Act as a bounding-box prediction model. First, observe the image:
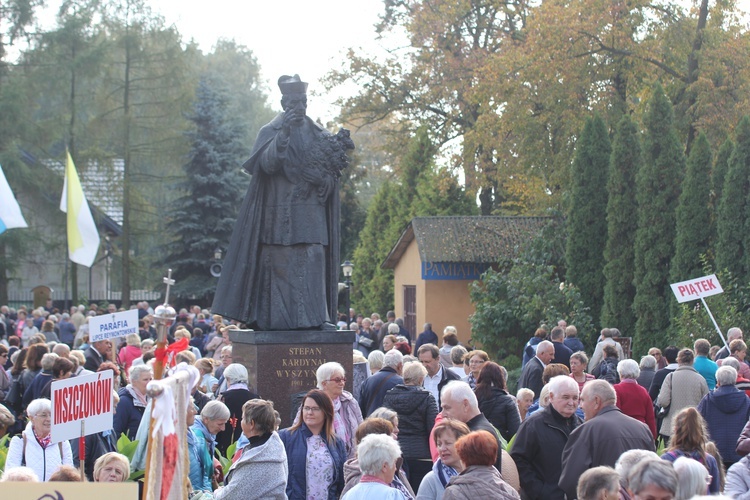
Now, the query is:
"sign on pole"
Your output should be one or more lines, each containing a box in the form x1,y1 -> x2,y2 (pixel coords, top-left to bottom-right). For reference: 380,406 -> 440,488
89,309 -> 139,343
670,274 -> 724,303
51,370 -> 114,444
670,273 -> 728,349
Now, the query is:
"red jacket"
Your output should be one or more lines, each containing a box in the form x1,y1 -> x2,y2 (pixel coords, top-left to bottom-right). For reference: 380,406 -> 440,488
614,379 -> 657,439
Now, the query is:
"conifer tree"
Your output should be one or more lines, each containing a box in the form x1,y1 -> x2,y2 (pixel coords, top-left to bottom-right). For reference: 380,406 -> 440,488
633,84 -> 685,349
671,133 -> 712,312
565,114 -> 610,327
711,138 -> 733,251
601,115 -> 640,335
164,78 -> 247,300
713,139 -> 734,216
716,117 -> 750,280
350,181 -> 400,315
351,127 -> 476,315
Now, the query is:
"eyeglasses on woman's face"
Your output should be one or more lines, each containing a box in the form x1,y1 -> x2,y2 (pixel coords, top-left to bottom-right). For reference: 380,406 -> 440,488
302,406 -> 322,413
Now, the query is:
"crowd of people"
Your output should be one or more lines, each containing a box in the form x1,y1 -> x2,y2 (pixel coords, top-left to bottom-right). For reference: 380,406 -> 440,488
2,304 -> 750,500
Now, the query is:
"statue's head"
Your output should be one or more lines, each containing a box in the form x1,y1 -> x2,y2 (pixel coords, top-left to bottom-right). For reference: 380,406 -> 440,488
279,74 -> 308,124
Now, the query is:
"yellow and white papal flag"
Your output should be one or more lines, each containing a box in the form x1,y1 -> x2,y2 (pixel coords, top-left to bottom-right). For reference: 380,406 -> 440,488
59,150 -> 100,267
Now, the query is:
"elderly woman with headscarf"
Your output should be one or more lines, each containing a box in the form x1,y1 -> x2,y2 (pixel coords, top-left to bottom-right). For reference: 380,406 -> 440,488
189,400 -> 230,494
216,363 -> 259,455
214,399 -> 288,499
295,362 -> 363,460
6,398 -> 73,481
114,364 -> 153,440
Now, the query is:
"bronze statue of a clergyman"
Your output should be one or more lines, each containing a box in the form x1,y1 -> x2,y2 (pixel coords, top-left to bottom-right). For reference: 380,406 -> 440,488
212,74 -> 354,331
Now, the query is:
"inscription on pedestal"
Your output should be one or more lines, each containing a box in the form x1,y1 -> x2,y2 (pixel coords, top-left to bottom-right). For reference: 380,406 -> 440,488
230,330 -> 355,428
277,348 -> 328,388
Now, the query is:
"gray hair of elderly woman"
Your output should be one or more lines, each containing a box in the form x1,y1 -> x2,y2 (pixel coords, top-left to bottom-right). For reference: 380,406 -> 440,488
615,449 -> 660,487
370,407 -> 397,425
716,365 -> 738,386
387,322 -> 400,335
129,364 -> 152,383
617,359 -> 640,380
201,400 -> 230,421
41,352 -> 59,371
639,355 -> 657,371
0,466 -> 39,482
450,345 -> 468,365
368,350 -> 384,371
356,433 -> 402,476
628,459 -> 677,496
241,399 -> 277,434
223,363 -> 249,385
721,355 -> 741,371
27,398 -> 52,417
673,456 -> 710,500
316,362 -> 345,389
577,466 -> 619,500
403,361 -> 428,385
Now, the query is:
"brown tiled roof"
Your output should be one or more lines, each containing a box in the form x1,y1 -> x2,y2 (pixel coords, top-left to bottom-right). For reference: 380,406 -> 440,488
382,216 -> 554,269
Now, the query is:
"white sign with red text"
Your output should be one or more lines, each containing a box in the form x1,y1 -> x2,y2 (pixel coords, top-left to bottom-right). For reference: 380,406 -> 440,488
670,274 -> 723,303
89,309 -> 139,342
51,370 -> 113,443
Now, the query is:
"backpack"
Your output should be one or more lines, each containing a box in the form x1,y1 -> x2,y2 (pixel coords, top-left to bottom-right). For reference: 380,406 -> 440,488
598,358 -> 620,384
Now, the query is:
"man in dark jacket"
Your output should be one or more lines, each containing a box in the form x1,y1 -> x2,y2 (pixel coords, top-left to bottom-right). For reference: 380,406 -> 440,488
440,380 -> 502,472
512,376 -> 583,499
563,325 -> 585,354
84,339 -> 111,372
518,341 -> 554,397
550,326 -> 573,368
414,323 -> 439,352
559,380 -> 655,499
358,349 -> 404,416
698,365 -> 750,469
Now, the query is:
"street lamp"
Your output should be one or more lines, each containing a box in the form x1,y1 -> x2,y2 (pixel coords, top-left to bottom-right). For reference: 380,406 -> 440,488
341,261 -> 354,324
210,247 -> 224,278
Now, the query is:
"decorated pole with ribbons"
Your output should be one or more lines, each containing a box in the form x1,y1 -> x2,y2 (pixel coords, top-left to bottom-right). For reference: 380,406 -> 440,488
142,269 -> 176,499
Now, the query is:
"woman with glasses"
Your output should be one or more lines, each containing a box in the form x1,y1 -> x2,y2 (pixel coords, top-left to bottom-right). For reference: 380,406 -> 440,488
5,398 -> 73,481
294,362 -> 363,460
280,389 -> 346,499
463,350 -> 489,389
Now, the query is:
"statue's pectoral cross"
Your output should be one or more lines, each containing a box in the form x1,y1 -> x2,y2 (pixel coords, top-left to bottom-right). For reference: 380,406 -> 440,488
163,269 -> 175,305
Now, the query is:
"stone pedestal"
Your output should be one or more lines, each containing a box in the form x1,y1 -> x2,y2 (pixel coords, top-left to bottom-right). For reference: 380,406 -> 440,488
229,329 -> 356,428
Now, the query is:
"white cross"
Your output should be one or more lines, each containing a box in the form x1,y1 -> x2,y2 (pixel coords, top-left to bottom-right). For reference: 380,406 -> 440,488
163,269 -> 175,305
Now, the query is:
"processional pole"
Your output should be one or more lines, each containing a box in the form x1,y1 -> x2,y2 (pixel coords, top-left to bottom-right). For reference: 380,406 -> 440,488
142,269 -> 176,499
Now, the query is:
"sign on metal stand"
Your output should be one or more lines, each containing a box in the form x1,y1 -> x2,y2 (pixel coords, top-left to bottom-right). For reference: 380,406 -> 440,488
670,273 -> 729,350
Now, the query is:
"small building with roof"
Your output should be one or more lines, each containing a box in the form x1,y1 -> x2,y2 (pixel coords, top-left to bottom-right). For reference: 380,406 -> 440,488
382,216 -> 552,344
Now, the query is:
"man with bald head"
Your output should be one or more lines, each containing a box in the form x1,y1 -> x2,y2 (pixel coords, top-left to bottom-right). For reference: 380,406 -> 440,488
518,340 -> 554,398
558,380 -> 654,498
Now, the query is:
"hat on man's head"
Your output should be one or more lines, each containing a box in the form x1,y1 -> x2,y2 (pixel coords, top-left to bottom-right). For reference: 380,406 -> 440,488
278,74 -> 308,95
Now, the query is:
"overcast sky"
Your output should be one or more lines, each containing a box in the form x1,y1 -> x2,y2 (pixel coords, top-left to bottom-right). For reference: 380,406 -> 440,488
148,0 -> 389,122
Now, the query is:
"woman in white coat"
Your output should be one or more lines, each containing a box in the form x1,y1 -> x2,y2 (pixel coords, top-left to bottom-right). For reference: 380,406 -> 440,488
6,398 -> 73,481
